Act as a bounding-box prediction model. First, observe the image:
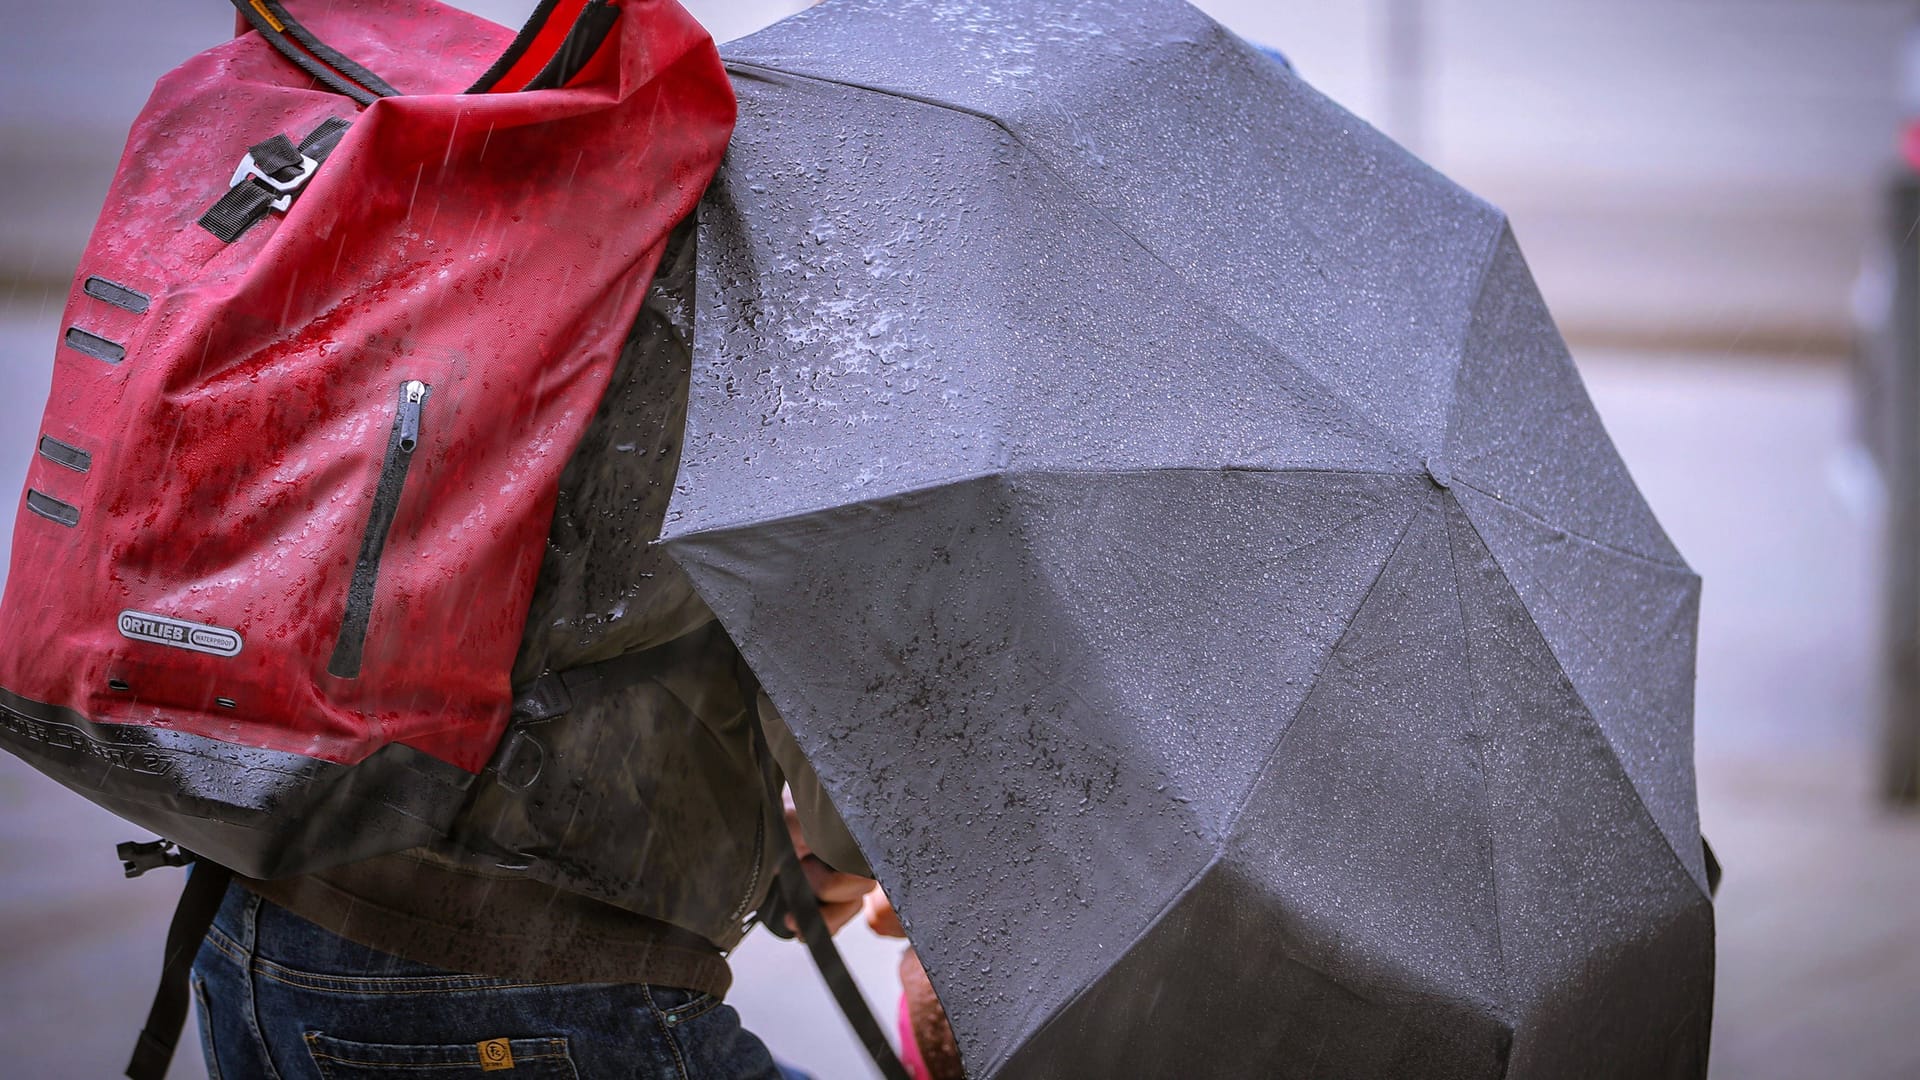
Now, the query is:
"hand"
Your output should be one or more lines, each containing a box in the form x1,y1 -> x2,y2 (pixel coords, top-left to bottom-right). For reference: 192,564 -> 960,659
786,796 -> 875,934
864,886 -> 906,938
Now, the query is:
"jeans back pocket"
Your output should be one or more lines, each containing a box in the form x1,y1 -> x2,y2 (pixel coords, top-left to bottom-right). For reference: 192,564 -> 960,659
305,1031 -> 579,1079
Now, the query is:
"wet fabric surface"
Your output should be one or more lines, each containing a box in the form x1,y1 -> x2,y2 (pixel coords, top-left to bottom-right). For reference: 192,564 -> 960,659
664,1 -> 1712,1075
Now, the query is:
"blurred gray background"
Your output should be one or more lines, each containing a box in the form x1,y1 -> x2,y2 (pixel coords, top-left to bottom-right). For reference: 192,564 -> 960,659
2,1 -> 1917,1077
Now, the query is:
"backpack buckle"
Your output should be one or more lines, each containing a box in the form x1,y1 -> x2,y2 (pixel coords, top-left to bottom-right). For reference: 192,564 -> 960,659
117,838 -> 195,878
228,151 -> 319,213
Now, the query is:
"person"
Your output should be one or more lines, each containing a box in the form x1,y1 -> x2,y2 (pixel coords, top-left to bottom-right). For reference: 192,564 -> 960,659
190,219 -> 882,1080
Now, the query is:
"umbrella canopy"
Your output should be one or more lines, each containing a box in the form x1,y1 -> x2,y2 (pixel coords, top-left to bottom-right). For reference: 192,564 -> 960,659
662,1 -> 1712,1076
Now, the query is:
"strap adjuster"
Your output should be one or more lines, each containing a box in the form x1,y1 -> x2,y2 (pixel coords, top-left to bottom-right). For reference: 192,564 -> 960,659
116,838 -> 194,879
228,151 -> 319,213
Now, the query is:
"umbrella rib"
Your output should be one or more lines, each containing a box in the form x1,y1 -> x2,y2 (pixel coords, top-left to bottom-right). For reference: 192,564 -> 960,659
1448,476 -> 1692,573
1216,508 -> 1419,840
1447,497 -> 1712,903
980,847 -> 1228,1077
1438,225 -> 1686,572
719,59 -> 1418,462
1436,221 -> 1509,458
975,503 -> 1420,1076
664,465 -> 1424,541
1439,498 -> 1516,1028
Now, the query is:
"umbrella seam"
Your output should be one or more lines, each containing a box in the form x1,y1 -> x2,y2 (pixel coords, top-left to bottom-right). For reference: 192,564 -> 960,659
1439,223 -> 1688,570
983,503 -> 1420,1068
1440,496 -> 1518,1034
1216,508 -> 1419,841
993,508 -> 1505,1070
718,58 -> 1421,464
980,847 -> 1228,1077
1448,497 -> 1713,904
662,465 -> 1427,541
1437,220 -> 1511,468
1448,476 -> 1694,573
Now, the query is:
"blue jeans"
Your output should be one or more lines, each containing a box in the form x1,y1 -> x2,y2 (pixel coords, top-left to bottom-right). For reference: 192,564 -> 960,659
192,882 -> 811,1080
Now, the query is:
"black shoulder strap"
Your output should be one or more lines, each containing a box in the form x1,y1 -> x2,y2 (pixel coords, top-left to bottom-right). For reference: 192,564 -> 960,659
232,0 -> 621,103
749,716 -> 913,1080
230,0 -> 397,106
767,850 -> 913,1080
125,857 -> 234,1080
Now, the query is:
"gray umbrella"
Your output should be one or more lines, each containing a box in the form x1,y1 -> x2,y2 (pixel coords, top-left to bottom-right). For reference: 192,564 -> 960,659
661,1 -> 1713,1076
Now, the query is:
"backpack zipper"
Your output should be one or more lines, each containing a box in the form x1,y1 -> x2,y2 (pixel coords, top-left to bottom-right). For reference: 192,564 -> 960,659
327,380 -> 430,680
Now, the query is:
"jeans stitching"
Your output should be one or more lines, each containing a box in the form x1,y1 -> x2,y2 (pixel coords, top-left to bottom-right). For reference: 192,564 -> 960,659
240,893 -> 286,1080
203,926 -> 246,967
303,1035 -> 576,1078
254,962 -> 571,996
661,992 -> 724,1029
232,889 -> 258,953
191,974 -> 223,1080
309,1052 -> 573,1067
643,986 -> 693,1080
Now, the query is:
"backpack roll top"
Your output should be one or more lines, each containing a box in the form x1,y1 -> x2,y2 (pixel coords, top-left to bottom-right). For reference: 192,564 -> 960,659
0,0 -> 734,879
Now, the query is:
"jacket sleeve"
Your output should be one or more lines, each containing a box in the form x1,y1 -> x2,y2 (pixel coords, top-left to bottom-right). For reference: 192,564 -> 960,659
756,688 -> 875,879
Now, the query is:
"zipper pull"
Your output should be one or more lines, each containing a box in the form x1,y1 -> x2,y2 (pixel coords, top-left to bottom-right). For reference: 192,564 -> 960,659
398,380 -> 428,453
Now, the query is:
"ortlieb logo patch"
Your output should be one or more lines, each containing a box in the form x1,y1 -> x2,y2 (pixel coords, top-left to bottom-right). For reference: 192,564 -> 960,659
117,611 -> 243,657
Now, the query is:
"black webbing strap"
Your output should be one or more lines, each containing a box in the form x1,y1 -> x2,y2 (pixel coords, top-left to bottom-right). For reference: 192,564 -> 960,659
125,858 -> 234,1080
768,846 -> 912,1080
230,0 -> 397,106
260,0 -> 399,98
246,133 -> 303,176
199,183 -> 281,244
299,115 -> 353,160
198,117 -> 352,243
466,0 -> 622,94
748,707 -> 911,1080
511,651 -> 649,724
508,632 -> 723,723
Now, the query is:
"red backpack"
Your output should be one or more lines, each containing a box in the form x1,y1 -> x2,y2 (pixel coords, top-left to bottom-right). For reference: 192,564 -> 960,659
0,0 -> 732,880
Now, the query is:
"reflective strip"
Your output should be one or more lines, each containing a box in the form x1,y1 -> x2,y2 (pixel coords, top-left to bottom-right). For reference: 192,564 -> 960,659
63,327 -> 125,364
248,0 -> 285,32
36,436 -> 91,473
25,490 -> 79,527
82,276 -> 150,314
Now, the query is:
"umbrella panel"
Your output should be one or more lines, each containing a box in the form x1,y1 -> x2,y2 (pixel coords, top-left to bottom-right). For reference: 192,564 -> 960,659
721,0 -> 1504,456
670,1 -> 1713,1073
1442,227 -> 1681,565
1452,484 -> 1706,891
1445,498 -> 1712,1076
976,496 -> 1712,1079
668,469 -> 1435,1069
678,70 -> 1415,542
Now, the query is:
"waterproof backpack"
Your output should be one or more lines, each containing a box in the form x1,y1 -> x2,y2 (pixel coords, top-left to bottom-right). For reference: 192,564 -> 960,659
0,0 -> 732,878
